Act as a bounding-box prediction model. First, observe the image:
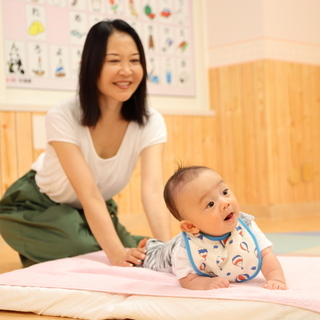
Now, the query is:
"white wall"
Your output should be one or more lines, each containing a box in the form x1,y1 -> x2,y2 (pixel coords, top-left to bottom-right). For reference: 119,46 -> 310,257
263,0 -> 320,45
0,0 -> 211,115
206,0 -> 320,68
206,0 -> 265,48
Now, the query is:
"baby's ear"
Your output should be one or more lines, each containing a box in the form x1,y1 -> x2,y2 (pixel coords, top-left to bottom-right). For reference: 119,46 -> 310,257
180,220 -> 200,234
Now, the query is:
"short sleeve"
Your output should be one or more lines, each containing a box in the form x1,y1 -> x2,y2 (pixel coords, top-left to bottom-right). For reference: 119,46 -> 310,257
171,240 -> 197,279
250,221 -> 273,251
139,108 -> 167,151
45,99 -> 81,146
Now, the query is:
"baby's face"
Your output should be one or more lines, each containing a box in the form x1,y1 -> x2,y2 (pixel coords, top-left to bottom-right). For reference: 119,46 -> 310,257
176,170 -> 240,237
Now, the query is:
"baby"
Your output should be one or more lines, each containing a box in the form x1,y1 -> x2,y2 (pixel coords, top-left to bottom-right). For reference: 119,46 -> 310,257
143,165 -> 288,291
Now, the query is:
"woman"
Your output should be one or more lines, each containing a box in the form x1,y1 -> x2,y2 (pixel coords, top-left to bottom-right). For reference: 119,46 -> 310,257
0,19 -> 171,267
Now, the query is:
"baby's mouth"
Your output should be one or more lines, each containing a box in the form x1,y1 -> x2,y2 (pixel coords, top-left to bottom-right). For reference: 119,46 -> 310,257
224,213 -> 234,221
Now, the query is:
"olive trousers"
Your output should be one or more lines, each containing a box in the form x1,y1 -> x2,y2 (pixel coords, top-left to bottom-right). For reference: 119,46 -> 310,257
0,170 -> 144,267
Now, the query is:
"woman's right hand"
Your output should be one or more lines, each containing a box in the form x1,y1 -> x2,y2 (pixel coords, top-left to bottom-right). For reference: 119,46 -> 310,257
112,244 -> 147,267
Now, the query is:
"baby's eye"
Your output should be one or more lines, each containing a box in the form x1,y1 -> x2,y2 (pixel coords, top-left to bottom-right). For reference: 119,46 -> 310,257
206,201 -> 215,208
223,189 -> 229,195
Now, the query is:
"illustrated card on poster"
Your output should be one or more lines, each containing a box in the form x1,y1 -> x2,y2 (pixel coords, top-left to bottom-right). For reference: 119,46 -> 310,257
1,0 -> 195,97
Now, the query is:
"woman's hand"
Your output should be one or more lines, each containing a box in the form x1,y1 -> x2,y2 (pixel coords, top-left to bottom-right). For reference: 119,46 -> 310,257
111,238 -> 148,267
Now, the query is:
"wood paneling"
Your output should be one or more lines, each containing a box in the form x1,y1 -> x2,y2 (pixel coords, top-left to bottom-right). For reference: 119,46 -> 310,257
209,60 -> 320,211
0,59 -> 320,220
0,112 -> 18,196
15,112 -> 33,177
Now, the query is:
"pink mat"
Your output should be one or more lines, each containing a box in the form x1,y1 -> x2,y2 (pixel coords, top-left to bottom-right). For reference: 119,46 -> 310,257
0,251 -> 319,314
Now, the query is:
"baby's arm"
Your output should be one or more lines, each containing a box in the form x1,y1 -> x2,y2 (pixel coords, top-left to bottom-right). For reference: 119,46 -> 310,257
179,273 -> 229,290
261,247 -> 288,290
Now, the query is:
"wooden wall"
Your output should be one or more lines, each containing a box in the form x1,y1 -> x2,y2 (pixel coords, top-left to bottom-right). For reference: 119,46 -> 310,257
0,111 -> 218,212
1,59 -> 320,221
209,59 -> 320,218
0,112 -> 43,196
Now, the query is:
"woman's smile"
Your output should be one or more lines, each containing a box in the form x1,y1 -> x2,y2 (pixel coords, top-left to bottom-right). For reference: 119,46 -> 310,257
114,81 -> 131,89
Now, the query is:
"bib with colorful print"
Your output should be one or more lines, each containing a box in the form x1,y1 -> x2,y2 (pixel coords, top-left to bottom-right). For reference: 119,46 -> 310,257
182,218 -> 262,282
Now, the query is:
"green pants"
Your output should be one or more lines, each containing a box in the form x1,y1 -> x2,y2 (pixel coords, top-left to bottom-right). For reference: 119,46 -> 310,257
0,170 -> 144,267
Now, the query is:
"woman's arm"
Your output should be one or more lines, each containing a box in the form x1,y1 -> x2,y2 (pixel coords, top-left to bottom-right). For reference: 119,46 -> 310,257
50,141 -> 146,266
140,143 -> 172,242
261,247 -> 288,290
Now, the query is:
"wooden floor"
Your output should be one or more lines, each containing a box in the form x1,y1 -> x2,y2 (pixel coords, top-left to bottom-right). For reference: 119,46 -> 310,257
1,214 -> 320,320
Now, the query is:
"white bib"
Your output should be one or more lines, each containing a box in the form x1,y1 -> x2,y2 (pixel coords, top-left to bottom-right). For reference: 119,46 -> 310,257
182,218 -> 262,282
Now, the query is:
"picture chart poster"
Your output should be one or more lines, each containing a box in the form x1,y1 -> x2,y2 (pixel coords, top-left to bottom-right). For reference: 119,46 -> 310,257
1,0 -> 195,97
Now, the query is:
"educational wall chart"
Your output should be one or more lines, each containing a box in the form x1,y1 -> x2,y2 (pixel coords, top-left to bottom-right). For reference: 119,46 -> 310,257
2,0 -> 195,97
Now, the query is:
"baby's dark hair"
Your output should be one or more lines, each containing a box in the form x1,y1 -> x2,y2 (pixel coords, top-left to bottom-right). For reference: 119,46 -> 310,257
164,165 -> 211,221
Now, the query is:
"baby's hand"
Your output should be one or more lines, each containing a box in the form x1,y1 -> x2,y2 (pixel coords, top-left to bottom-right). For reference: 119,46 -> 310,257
263,280 -> 288,290
180,274 -> 229,290
206,277 -> 230,290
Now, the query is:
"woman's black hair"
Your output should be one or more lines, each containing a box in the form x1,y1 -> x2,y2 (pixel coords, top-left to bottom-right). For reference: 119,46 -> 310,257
78,19 -> 148,127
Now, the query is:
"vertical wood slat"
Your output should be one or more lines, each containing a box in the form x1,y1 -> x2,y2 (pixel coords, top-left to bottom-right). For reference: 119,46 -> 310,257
15,112 -> 33,177
241,62 -> 258,204
252,61 -> 272,205
216,66 -> 234,187
301,64 -> 315,201
283,61 -> 295,203
0,113 -> 2,197
0,113 -> 3,197
229,64 -> 245,201
0,112 -> 18,195
268,60 -> 290,205
287,62 -> 302,202
311,64 -> 320,199
32,112 -> 46,162
186,116 -> 204,165
202,115 -> 219,170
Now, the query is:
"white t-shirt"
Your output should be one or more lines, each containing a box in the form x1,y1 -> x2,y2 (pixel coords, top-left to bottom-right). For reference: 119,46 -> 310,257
170,221 -> 272,280
31,96 -> 167,208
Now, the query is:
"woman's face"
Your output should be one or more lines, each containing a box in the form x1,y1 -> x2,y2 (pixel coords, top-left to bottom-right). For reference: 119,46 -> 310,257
97,31 -> 143,107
